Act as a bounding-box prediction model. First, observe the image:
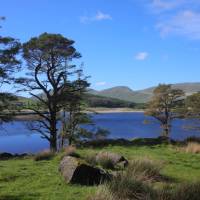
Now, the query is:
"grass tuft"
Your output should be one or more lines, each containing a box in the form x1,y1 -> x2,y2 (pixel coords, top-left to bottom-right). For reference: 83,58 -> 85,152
127,158 -> 163,181
184,142 -> 200,154
63,146 -> 80,158
171,182 -> 200,200
34,150 -> 55,161
85,153 -> 97,166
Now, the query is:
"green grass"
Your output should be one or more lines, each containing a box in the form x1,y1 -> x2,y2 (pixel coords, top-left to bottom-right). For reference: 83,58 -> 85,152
1,144 -> 200,199
0,157 -> 95,200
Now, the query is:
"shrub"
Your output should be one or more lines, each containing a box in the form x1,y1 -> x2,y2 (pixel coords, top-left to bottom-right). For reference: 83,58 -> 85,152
127,158 -> 163,181
184,142 -> 200,154
34,150 -> 54,161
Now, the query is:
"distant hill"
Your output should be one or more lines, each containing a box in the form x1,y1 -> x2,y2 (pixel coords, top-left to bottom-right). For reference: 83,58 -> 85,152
84,93 -> 137,108
17,92 -> 144,109
89,82 -> 200,103
16,82 -> 200,107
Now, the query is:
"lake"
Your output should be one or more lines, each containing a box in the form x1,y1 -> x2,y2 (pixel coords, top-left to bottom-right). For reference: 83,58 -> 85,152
0,112 -> 199,154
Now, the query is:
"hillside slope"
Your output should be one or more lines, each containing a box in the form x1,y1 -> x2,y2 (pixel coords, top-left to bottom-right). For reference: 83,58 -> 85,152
89,82 -> 200,103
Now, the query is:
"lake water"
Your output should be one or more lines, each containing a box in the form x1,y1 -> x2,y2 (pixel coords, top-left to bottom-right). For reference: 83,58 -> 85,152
0,112 -> 199,154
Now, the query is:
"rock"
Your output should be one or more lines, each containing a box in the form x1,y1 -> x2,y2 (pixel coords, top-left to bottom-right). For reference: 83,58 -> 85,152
0,152 -> 13,160
59,156 -> 111,185
96,152 -> 128,168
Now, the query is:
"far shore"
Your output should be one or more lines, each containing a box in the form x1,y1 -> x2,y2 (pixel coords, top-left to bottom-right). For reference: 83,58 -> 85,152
86,107 -> 144,113
12,108 -> 144,121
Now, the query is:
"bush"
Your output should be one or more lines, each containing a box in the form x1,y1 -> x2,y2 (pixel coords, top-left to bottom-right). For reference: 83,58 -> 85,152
184,142 -> 200,154
34,150 -> 54,161
127,158 -> 163,181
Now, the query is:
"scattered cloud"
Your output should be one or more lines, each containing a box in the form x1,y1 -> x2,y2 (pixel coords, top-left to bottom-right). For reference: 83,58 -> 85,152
95,11 -> 112,21
156,10 -> 200,39
134,52 -> 149,60
80,11 -> 112,24
150,0 -> 185,12
146,0 -> 200,40
95,81 -> 107,86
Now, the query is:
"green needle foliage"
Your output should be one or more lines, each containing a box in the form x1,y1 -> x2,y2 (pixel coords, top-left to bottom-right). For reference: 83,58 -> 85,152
145,84 -> 185,138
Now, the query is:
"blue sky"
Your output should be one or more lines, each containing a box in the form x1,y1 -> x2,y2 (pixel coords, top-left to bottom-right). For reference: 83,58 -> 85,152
1,0 -> 200,91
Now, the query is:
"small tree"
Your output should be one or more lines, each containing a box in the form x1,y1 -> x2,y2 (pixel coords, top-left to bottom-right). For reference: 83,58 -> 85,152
0,17 -> 21,123
17,33 -> 89,152
59,69 -> 91,147
145,84 -> 184,138
184,92 -> 200,131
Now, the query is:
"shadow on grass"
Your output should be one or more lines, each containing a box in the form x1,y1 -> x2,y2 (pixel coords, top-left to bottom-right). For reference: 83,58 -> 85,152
158,174 -> 178,184
0,175 -> 20,182
80,137 -> 177,148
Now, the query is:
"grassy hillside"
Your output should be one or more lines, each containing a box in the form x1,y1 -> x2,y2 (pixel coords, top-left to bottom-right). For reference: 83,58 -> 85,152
15,82 -> 200,106
89,82 -> 200,103
84,93 -> 137,108
1,143 -> 200,200
16,93 -> 144,110
88,87 -> 150,103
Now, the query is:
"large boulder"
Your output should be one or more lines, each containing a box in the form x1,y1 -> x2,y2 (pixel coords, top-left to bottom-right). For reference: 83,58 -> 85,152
59,156 -> 111,185
96,152 -> 128,168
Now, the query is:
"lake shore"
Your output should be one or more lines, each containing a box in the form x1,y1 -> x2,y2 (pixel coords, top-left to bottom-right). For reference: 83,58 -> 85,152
86,107 -> 144,113
13,108 -> 144,120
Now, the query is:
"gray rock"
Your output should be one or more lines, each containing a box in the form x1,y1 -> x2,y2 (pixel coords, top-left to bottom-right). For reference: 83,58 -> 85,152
59,156 -> 111,185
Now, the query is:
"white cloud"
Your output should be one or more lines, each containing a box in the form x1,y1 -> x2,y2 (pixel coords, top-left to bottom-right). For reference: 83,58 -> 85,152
150,0 -> 185,12
95,11 -> 112,21
157,10 -> 200,39
146,0 -> 200,39
95,81 -> 107,86
80,11 -> 112,24
134,52 -> 149,60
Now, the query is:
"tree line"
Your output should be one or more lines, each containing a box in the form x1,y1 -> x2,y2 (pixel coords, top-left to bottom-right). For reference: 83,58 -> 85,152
1,18 -> 200,151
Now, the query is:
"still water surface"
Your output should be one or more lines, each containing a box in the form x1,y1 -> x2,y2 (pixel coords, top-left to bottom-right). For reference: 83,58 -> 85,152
0,113 -> 199,154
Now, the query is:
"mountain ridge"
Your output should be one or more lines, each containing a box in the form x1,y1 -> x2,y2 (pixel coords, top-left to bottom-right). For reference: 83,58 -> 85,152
89,82 -> 200,103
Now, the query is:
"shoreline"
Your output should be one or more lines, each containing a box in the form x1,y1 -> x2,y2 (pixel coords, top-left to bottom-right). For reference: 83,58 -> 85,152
12,108 -> 144,121
86,107 -> 144,113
